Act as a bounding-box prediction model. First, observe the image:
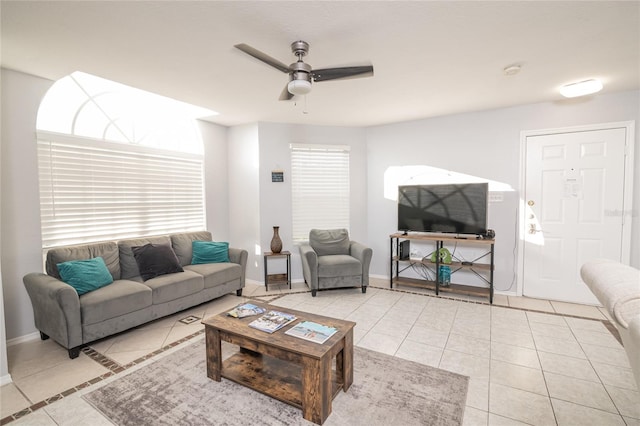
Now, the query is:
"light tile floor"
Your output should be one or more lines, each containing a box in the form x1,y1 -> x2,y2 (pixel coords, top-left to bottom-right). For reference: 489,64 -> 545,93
1,278 -> 638,425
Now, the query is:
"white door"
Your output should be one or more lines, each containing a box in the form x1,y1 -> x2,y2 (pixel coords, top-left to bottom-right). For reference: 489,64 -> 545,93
523,127 -> 628,304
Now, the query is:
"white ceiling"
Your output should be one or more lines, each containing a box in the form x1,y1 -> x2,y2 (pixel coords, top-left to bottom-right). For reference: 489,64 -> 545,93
2,1 -> 638,127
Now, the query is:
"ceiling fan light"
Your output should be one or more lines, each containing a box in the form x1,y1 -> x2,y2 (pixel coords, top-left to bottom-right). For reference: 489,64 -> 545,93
288,79 -> 312,96
559,79 -> 603,98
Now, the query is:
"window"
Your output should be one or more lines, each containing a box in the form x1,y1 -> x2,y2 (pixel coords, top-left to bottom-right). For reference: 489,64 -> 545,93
290,144 -> 350,242
36,72 -> 215,247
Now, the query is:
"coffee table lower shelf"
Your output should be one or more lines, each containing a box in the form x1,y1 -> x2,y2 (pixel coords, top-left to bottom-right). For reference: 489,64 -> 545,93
222,350 -> 342,409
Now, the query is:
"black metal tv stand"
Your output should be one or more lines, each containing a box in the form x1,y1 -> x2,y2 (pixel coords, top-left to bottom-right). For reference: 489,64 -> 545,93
389,233 -> 495,303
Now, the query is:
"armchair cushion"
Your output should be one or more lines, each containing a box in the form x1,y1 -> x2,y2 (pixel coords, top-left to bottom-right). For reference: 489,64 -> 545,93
318,255 -> 362,277
309,229 -> 350,256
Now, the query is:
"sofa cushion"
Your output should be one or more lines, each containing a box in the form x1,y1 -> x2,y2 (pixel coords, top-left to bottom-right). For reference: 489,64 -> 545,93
191,241 -> 229,264
185,263 -> 241,289
132,243 -> 184,281
46,241 -> 120,280
80,279 -> 152,325
118,236 -> 172,279
57,257 -> 114,295
309,229 -> 351,256
317,255 -> 362,277
135,270 -> 204,305
170,231 -> 213,266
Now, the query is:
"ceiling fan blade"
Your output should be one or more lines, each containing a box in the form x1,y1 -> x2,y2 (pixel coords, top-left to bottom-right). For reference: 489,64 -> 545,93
312,65 -> 374,82
279,84 -> 294,101
234,43 -> 290,73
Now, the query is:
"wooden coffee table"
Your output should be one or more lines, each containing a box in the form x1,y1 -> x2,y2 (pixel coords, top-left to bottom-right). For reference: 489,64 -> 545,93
203,301 -> 355,425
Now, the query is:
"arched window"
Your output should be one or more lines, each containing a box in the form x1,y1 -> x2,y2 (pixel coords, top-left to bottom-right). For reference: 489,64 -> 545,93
36,72 -> 217,247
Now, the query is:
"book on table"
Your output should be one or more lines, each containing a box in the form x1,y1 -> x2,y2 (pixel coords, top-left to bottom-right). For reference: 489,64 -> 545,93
284,320 -> 338,344
227,303 -> 266,318
248,310 -> 297,333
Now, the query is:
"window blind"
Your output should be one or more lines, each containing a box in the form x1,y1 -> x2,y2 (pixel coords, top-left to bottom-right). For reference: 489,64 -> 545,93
37,133 -> 205,248
290,144 -> 350,242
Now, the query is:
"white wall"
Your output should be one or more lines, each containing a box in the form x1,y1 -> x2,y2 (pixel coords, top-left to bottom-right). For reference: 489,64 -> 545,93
1,69 -> 53,341
227,124 -> 261,282
256,123 -> 368,281
199,120 -> 230,240
0,70 -> 8,382
0,263 -> 8,385
366,90 -> 640,294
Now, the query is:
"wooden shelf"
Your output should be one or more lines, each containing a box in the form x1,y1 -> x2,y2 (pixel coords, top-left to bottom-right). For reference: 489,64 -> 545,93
221,351 -> 342,409
390,232 -> 495,245
266,273 -> 289,285
392,257 -> 493,272
390,233 -> 495,303
392,276 -> 491,298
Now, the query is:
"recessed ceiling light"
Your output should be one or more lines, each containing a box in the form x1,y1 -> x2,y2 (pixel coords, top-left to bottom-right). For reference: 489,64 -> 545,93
559,79 -> 603,98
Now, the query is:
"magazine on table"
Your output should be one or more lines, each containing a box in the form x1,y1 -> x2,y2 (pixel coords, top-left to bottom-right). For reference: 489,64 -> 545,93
248,310 -> 297,333
284,320 -> 338,344
226,303 -> 266,318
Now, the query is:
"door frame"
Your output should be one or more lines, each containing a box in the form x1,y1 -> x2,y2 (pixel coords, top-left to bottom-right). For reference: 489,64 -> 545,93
517,121 -> 635,297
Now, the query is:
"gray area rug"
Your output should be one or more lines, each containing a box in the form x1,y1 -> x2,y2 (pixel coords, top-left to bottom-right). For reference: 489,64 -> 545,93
84,338 -> 468,425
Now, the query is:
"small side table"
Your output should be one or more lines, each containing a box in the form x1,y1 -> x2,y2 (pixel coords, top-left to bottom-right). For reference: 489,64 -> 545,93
263,251 -> 291,290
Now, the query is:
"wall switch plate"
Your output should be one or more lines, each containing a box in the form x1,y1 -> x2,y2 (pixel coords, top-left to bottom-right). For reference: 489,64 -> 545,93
489,192 -> 504,203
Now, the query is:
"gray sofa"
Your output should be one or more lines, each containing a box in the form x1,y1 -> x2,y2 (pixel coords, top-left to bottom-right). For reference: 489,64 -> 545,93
23,231 -> 247,359
299,229 -> 372,297
581,259 -> 640,389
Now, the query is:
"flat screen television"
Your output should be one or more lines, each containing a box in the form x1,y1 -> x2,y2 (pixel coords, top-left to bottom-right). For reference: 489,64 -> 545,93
397,183 -> 488,235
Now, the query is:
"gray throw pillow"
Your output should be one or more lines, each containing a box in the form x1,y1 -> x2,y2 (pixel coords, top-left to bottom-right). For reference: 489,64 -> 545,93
132,243 -> 184,281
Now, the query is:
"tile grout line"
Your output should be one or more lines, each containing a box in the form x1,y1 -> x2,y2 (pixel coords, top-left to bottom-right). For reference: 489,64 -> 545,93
0,286 -> 624,425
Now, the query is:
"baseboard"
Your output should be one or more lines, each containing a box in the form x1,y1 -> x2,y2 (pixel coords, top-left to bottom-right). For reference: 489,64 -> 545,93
7,331 -> 40,347
370,273 -> 388,280
495,290 -> 517,296
0,373 -> 13,386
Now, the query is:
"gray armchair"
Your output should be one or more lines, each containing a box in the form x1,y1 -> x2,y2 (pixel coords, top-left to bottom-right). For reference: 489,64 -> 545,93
299,229 -> 373,297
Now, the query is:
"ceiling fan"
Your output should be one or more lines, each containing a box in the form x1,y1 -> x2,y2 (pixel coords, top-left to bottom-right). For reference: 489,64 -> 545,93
234,40 -> 374,100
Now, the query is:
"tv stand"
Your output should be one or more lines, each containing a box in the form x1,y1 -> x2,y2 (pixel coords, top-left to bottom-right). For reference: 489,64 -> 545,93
389,233 -> 495,303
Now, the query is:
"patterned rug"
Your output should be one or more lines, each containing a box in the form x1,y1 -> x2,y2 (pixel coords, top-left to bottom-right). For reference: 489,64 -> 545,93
84,337 -> 468,425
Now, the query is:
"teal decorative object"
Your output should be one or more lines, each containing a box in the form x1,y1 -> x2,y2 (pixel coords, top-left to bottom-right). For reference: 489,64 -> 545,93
439,265 -> 451,287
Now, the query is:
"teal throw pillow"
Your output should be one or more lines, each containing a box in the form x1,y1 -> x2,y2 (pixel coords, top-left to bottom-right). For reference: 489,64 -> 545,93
57,257 -> 114,295
191,241 -> 229,264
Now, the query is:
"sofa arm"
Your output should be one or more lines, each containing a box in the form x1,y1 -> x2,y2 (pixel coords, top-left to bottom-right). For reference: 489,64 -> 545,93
350,241 -> 373,286
625,315 -> 640,390
299,244 -> 318,290
228,248 -> 248,287
23,273 -> 82,350
580,259 -> 640,329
